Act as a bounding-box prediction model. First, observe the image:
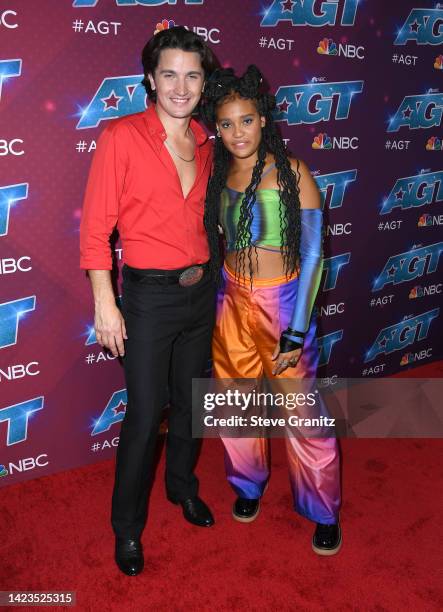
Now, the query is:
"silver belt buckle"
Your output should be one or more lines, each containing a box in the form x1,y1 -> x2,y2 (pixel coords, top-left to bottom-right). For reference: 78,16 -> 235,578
178,265 -> 204,287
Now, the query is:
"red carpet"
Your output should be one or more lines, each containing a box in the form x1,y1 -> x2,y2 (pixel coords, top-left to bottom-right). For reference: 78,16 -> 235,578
2,362 -> 442,610
1,437 -> 442,610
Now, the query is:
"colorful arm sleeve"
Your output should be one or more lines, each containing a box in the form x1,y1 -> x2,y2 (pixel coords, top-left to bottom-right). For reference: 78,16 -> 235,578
283,208 -> 323,345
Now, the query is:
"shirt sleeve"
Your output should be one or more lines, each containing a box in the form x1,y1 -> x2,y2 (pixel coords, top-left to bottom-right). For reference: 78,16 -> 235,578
79,122 -> 128,270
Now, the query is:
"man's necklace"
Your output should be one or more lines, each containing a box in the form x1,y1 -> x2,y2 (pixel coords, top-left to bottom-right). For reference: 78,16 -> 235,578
165,129 -> 196,163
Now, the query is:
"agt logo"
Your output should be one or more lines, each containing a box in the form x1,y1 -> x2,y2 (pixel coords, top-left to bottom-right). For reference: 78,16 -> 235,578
73,0 -> 204,6
435,55 -> 443,69
380,170 -> 443,214
85,326 -> 97,345
0,59 -> 22,104
318,329 -> 343,367
394,8 -> 443,45
387,92 -> 443,132
274,80 -> 363,126
373,242 -> 443,291
92,389 -> 127,435
317,38 -> 365,59
426,136 -> 441,150
322,253 -> 351,290
364,308 -> 439,362
409,283 -> 443,299
0,296 -> 36,349
312,133 -> 359,150
0,183 -> 28,236
400,348 -> 433,366
76,75 -> 146,129
418,213 -> 443,227
314,169 -> 357,209
261,0 -> 359,27
0,397 -> 44,446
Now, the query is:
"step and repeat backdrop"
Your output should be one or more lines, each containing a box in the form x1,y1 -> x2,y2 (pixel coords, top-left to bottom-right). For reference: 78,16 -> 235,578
1,0 -> 442,486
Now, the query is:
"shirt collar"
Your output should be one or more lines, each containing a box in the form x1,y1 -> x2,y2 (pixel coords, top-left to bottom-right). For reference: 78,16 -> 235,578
144,104 -> 208,146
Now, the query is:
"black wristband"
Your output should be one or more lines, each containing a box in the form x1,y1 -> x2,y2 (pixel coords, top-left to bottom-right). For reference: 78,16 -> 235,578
280,334 -> 303,353
285,327 -> 306,339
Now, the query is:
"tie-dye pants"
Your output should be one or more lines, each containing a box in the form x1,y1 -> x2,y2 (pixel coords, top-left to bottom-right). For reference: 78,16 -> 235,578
212,263 -> 341,524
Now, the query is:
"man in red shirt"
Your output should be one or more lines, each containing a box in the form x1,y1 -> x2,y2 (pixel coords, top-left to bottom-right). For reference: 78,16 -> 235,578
80,27 -> 218,576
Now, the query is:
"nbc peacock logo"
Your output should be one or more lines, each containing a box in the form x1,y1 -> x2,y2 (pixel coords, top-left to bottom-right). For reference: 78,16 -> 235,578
426,136 -> 442,151
400,353 -> 412,366
317,38 -> 337,56
312,133 -> 332,150
434,55 -> 443,70
418,214 -> 431,227
154,19 -> 176,36
0,464 -> 9,478
409,286 -> 426,299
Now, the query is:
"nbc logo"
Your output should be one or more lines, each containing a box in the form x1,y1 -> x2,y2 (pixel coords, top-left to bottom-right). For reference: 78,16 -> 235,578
418,213 -> 443,227
317,38 -> 337,56
400,353 -> 412,366
312,133 -> 332,149
434,55 -> 443,70
418,214 -> 431,227
400,348 -> 432,366
409,284 -> 442,299
0,464 -> 8,477
426,136 -> 442,151
154,19 -> 176,35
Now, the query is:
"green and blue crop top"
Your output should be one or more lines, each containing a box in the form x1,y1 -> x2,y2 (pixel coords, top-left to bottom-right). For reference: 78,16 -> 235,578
220,164 -> 284,252
219,163 -> 324,347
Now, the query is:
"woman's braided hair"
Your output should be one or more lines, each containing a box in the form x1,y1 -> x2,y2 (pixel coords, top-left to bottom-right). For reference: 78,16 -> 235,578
201,64 -> 301,284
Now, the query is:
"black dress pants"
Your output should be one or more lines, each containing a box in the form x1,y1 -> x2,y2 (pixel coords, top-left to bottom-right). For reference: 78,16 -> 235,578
111,265 -> 216,539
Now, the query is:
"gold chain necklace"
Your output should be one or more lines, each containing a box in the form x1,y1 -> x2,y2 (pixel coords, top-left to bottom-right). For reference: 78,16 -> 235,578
165,129 -> 196,163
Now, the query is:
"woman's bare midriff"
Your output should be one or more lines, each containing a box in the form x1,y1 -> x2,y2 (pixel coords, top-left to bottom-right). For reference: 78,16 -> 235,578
225,246 -> 297,280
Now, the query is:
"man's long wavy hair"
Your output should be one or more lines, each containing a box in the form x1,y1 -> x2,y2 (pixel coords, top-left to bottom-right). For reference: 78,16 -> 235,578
201,64 -> 302,284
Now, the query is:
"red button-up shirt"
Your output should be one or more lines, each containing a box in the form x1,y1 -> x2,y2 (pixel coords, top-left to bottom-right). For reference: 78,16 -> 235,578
79,104 -> 212,270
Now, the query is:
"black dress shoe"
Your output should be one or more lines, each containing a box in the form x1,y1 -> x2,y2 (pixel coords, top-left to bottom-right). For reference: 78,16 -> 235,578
232,497 -> 260,523
115,538 -> 144,576
172,496 -> 214,527
312,522 -> 342,556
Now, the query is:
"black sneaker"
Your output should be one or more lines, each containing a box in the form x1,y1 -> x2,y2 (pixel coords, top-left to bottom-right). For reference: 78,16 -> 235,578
232,497 -> 260,523
312,522 -> 342,556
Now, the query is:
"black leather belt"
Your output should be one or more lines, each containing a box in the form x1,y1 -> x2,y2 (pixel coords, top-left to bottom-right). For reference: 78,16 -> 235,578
124,262 -> 210,287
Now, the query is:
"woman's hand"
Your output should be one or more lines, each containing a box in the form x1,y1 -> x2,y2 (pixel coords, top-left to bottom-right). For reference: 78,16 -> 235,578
271,343 -> 302,376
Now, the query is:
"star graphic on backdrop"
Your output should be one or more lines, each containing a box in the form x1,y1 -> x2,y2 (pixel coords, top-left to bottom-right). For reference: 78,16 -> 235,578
277,98 -> 291,113
101,91 -> 123,111
281,0 -> 295,12
409,19 -> 421,33
377,336 -> 388,349
113,401 -> 126,416
395,188 -> 405,200
402,106 -> 413,119
386,265 -> 397,278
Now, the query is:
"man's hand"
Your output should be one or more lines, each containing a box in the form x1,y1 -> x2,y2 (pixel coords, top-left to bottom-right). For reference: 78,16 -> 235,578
94,302 -> 127,357
271,343 -> 302,376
